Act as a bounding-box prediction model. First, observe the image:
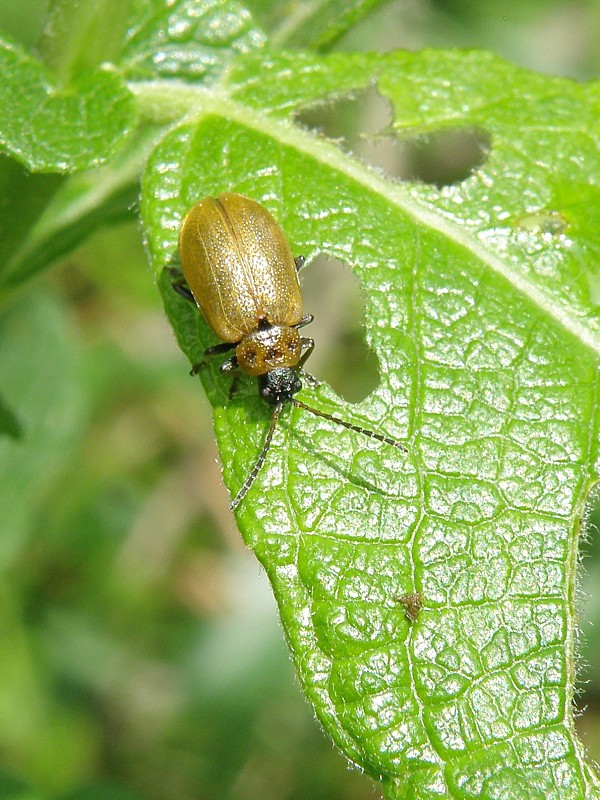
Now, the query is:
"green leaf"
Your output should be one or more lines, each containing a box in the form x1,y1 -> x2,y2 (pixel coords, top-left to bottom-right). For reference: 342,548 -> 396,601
121,0 -> 266,81
141,50 -> 600,799
37,0 -> 135,81
0,155 -> 63,290
246,0 -> 388,49
0,35 -> 137,172
0,128 -> 157,289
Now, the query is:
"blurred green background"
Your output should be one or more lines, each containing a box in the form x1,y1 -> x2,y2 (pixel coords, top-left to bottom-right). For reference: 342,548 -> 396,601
0,2 -> 599,798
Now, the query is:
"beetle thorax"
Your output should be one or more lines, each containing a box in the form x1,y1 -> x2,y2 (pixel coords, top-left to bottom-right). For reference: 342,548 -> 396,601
236,323 -> 302,376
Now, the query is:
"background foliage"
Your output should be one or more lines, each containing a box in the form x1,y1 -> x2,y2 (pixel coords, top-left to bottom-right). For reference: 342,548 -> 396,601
0,1 -> 599,799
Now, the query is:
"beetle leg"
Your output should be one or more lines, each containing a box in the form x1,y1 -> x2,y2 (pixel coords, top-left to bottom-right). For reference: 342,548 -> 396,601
207,342 -> 237,357
173,282 -> 196,304
294,314 -> 314,330
297,338 -> 319,387
299,337 -> 315,366
219,354 -> 239,374
190,342 -> 237,375
168,267 -> 196,304
299,369 -> 319,388
294,255 -> 306,272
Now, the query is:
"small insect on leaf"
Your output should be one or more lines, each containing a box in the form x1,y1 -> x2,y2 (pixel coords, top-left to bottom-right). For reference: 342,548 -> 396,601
396,591 -> 424,622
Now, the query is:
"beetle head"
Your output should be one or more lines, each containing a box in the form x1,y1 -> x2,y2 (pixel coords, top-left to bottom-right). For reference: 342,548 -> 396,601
258,368 -> 302,405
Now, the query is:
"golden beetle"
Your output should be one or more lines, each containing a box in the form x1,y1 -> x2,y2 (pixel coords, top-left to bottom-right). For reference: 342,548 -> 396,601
173,193 -> 406,510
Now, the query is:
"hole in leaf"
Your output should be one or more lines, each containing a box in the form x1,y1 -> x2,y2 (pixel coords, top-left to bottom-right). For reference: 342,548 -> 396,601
299,255 -> 379,403
577,480 -> 600,558
573,480 -> 600,719
296,84 -> 490,186
391,127 -> 490,186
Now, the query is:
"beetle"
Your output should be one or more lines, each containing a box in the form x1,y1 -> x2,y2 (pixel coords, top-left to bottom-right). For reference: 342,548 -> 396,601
173,192 -> 406,510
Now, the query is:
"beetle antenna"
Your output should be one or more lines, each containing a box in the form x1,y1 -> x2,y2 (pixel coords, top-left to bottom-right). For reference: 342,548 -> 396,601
230,402 -> 284,510
291,399 -> 407,452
